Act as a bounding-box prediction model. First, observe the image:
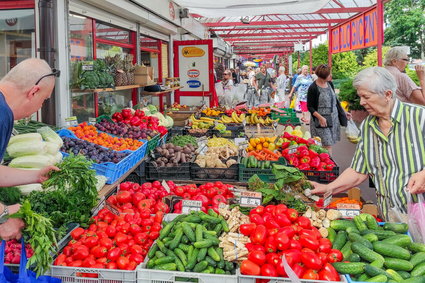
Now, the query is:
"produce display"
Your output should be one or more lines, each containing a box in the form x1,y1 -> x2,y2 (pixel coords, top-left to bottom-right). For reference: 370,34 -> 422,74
95,119 -> 158,140
195,146 -> 238,169
145,210 -> 237,274
152,143 -> 197,167
202,107 -> 223,116
302,208 -> 342,238
72,59 -> 115,90
3,239 -> 34,264
69,123 -> 144,151
283,145 -> 337,171
169,135 -> 197,147
248,107 -> 271,117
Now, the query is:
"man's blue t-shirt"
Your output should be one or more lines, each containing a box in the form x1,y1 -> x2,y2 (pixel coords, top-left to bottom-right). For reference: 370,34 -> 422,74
0,92 -> 13,162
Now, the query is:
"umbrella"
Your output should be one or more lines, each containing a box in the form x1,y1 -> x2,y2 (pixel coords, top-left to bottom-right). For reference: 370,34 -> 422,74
243,61 -> 257,67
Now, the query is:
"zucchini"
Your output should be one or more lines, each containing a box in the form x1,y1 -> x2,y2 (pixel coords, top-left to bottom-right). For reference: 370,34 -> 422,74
332,262 -> 366,275
351,242 -> 385,263
383,223 -> 409,234
409,243 -> 425,253
411,252 -> 425,267
332,231 -> 347,250
328,227 -> 337,243
330,220 -> 357,231
354,215 -> 368,231
194,260 -> 209,273
412,262 -> 425,277
348,232 -> 373,249
382,234 -> 412,247
384,257 -> 414,271
365,274 -> 387,282
363,233 -> 379,243
373,241 -> 411,260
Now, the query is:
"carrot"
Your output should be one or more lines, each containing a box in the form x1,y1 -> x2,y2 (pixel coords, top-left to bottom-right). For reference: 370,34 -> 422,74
262,148 -> 280,159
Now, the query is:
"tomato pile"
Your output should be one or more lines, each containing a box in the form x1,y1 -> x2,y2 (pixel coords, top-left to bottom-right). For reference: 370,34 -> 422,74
168,181 -> 234,214
239,204 -> 342,281
107,181 -> 170,214
54,208 -> 163,274
4,239 -> 34,264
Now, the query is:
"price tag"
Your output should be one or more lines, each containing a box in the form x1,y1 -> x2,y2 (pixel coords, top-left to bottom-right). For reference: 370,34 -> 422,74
323,190 -> 333,208
337,203 -> 361,218
64,116 -> 78,127
162,180 -> 171,193
242,119 -> 247,127
218,203 -> 227,209
82,61 -> 94,71
288,145 -> 298,154
106,202 -> 121,215
240,191 -> 262,207
234,138 -> 247,146
88,117 -> 97,124
182,200 -> 202,214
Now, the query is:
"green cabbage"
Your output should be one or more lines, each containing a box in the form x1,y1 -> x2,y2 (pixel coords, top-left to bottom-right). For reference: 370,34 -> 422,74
9,133 -> 42,145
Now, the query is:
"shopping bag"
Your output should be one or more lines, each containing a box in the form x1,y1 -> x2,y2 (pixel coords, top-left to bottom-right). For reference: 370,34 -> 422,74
407,192 -> 425,244
345,119 -> 360,144
0,241 -> 18,283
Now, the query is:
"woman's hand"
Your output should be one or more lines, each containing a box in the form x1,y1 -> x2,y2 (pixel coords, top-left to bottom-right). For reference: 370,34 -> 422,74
319,116 -> 327,127
407,170 -> 425,194
310,181 -> 332,195
36,165 -> 60,183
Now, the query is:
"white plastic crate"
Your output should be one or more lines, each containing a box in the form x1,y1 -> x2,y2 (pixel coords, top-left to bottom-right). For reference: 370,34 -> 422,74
137,263 -> 238,283
49,265 -> 138,283
238,271 -> 347,283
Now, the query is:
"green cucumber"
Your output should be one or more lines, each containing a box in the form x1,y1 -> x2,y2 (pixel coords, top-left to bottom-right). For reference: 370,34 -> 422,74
194,239 -> 217,248
351,242 -> 385,263
384,223 -> 409,234
398,271 -> 411,279
370,260 -> 385,268
178,243 -> 190,253
409,243 -> 425,253
384,257 -> 414,271
348,232 -> 373,249
213,223 -> 223,235
208,209 -> 218,217
182,222 -> 196,242
346,227 -> 360,234
382,234 -> 412,247
159,221 -> 175,240
373,241 -> 411,260
331,220 -> 357,231
361,229 -> 397,239
221,218 -> 229,233
186,248 -> 199,270
365,274 -> 387,282
195,224 -> 204,242
155,256 -> 175,266
208,247 -> 221,262
354,215 -> 368,231
332,262 -> 366,275
155,251 -> 166,259
197,248 -> 208,262
174,257 -> 185,272
328,227 -> 337,243
156,239 -> 167,253
358,274 -> 370,281
147,257 -> 157,269
386,269 -> 404,282
215,268 -> 226,274
154,263 -> 177,271
174,248 -> 187,266
412,262 -> 425,277
148,244 -> 158,259
411,252 -> 425,267
364,264 -> 390,278
365,214 -> 380,230
205,256 -> 217,267
200,214 -> 221,224
363,233 -> 379,243
347,253 -> 361,262
193,260 -> 209,273
332,230 -> 347,250
168,228 -> 183,250
403,276 -> 425,283
341,241 -> 353,260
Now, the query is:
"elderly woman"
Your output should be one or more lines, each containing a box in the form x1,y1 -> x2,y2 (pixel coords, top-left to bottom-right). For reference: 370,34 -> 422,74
384,46 -> 425,105
276,66 -> 288,104
312,67 -> 425,221
289,65 -> 313,122
307,64 -> 348,154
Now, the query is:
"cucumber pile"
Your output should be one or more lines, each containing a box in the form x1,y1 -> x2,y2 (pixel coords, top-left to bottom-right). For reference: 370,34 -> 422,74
329,213 -> 425,283
240,156 -> 273,169
146,210 -> 237,274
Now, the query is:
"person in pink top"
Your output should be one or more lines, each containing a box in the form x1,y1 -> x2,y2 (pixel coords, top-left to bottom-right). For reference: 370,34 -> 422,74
384,46 -> 425,105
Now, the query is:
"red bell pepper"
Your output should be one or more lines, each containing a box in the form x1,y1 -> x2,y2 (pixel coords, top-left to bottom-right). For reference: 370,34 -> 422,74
309,156 -> 321,168
281,142 -> 291,149
135,109 -> 145,118
300,156 -> 311,164
121,109 -> 133,119
130,116 -> 141,126
298,163 -> 311,170
319,152 -> 330,161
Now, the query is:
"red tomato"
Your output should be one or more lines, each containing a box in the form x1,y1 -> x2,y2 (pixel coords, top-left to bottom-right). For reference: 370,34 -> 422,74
71,227 -> 85,240
155,202 -> 169,213
91,246 -> 107,258
116,256 -> 130,270
212,195 -> 226,206
327,249 -> 343,263
154,211 -> 164,223
192,194 -> 209,206
119,182 -> 132,191
73,246 -> 89,260
289,239 -> 302,250
105,226 -> 117,238
114,232 -> 128,245
296,216 -> 312,229
261,264 -> 277,277
96,257 -> 108,264
286,208 -> 298,222
132,192 -> 146,204
275,259 -> 287,276
318,238 -> 332,253
250,225 -> 267,245
292,263 -> 304,278
265,219 -> 280,229
69,260 -> 83,267
130,245 -> 143,255
264,205 -> 275,214
302,269 -> 319,280
248,250 -> 266,266
301,252 -> 322,270
275,232 -> 290,251
265,253 -> 280,265
107,195 -> 117,205
299,235 -> 319,251
134,232 -> 148,245
240,260 -> 261,276
249,214 -> 264,225
251,206 -> 265,215
107,247 -> 122,261
264,236 -> 277,253
54,254 -> 67,266
85,236 -> 99,248
106,262 -> 117,269
240,223 -> 256,236
99,238 -> 113,249
137,200 -> 153,211
319,263 -> 340,281
116,191 -> 132,204
273,204 -> 288,216
282,249 -> 302,266
275,214 -> 291,227
245,243 -> 266,253
318,252 -> 328,263
82,257 -> 96,268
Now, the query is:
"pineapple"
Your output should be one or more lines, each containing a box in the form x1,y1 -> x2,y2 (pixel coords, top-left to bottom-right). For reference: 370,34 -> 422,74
124,54 -> 135,85
114,55 -> 127,86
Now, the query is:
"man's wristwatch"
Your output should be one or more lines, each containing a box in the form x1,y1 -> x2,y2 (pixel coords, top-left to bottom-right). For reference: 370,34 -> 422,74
0,203 -> 9,224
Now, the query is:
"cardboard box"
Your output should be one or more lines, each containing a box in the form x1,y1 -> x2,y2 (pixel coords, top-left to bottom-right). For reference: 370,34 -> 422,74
134,65 -> 155,85
333,187 -> 379,216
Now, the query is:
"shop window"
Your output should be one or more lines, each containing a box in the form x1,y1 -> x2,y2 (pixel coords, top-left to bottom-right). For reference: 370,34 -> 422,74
96,43 -> 131,59
140,36 -> 159,51
98,90 -> 132,116
141,51 -> 159,81
96,22 -> 131,44
69,13 -> 93,61
0,9 -> 35,78
72,92 -> 95,122
161,42 -> 169,79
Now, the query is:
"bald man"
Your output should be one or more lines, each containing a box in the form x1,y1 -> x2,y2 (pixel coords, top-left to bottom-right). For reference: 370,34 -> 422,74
0,58 -> 59,240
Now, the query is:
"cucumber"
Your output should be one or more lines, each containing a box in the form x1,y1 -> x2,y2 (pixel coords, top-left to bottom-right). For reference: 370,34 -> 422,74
365,214 -> 380,230
333,231 -> 348,250
200,214 -> 221,224
371,260 -> 385,268
155,256 -> 175,266
364,264 -> 390,278
409,243 -> 425,253
363,233 -> 379,243
156,239 -> 167,253
169,228 -> 184,250
382,234 -> 412,247
183,214 -> 202,223
386,269 -> 404,282
332,262 -> 366,275
147,257 -> 157,269
358,274 -> 370,281
331,220 -> 357,231
197,248 -> 208,262
194,239 -> 217,249
341,241 -> 353,260
411,252 -> 425,267
352,242 -> 385,263
346,227 -> 360,234
154,263 -> 177,271
148,244 -> 158,259
159,221 -> 175,240
181,235 -> 189,244
349,232 -> 373,249
373,241 -> 412,260
384,257 -> 414,271
225,261 -> 235,272
403,276 -> 425,283
347,253 -> 361,262
412,262 -> 425,277
361,229 -> 397,239
208,209 -> 218,217
398,271 -> 411,279
205,256 -> 217,267
365,274 -> 387,282
328,227 -> 337,243
174,257 -> 185,272
193,260 -> 209,273
354,215 -> 368,231
174,248 -> 187,266
178,243 -> 190,253
188,245 -> 194,259
155,251 -> 166,259
186,248 -> 199,270
213,223 -> 223,235
182,222 -> 196,242
221,218 -> 229,233
384,223 -> 409,234
195,224 -> 204,242
215,268 -> 226,274
208,247 -> 221,262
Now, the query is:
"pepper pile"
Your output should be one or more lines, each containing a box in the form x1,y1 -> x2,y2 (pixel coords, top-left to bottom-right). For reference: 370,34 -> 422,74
112,109 -> 167,137
282,145 -> 336,171
239,204 -> 342,281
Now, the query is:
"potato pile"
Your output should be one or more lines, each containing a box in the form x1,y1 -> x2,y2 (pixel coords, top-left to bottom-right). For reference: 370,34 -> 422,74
152,143 -> 196,167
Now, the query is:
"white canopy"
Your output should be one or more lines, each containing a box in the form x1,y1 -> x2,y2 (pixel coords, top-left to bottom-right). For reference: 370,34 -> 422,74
173,0 -> 330,17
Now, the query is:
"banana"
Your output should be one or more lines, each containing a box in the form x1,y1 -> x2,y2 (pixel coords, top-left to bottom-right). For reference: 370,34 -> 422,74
259,118 -> 266,124
240,113 -> 246,121
200,117 -> 215,122
246,116 -> 251,124
231,112 -> 239,123
265,117 -> 271,124
221,115 -> 232,123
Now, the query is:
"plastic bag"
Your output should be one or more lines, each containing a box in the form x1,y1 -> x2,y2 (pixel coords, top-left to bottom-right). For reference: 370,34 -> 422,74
346,119 -> 360,144
289,95 -> 296,109
407,192 -> 425,244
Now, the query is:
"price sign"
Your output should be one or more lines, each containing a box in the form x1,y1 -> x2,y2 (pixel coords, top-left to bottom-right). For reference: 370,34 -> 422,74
65,116 -> 78,127
240,191 -> 262,207
162,180 -> 171,193
288,145 -> 298,154
242,119 -> 247,127
182,200 -> 202,214
323,190 -> 333,208
82,61 -> 94,71
88,117 -> 97,124
337,203 -> 361,218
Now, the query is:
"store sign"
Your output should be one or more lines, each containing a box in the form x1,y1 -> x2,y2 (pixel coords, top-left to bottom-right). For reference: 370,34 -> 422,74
182,47 -> 205,58
169,2 -> 176,20
187,69 -> 200,78
187,80 -> 201,88
331,7 -> 379,53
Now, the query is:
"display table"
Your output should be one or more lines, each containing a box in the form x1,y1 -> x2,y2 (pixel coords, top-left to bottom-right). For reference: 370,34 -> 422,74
142,86 -> 183,111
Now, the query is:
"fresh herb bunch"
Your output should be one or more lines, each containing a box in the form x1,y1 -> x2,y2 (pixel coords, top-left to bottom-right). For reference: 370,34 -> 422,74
169,135 -> 197,147
10,200 -> 57,277
0,187 -> 22,205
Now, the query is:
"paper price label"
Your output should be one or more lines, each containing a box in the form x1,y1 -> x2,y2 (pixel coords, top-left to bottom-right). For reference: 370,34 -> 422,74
182,200 -> 202,214
337,203 -> 361,218
82,61 -> 94,71
323,191 -> 333,208
88,117 -> 97,124
288,146 -> 298,154
240,191 -> 262,207
65,116 -> 78,127
162,180 -> 171,193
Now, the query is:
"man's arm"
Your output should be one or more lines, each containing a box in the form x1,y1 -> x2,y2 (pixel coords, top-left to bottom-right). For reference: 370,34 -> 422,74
0,165 -> 58,187
0,203 -> 24,240
311,168 -> 369,195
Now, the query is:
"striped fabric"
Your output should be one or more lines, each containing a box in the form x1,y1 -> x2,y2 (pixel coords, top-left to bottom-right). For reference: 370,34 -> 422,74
351,99 -> 425,218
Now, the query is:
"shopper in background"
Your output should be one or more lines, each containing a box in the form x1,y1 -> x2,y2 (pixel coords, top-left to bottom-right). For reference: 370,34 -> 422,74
288,65 -> 313,122
311,67 -> 425,221
266,63 -> 275,77
230,68 -> 237,85
276,66 -> 288,104
254,65 -> 273,104
307,64 -> 349,154
234,67 -> 241,85
219,69 -> 234,106
311,66 -> 318,81
384,46 -> 425,105
0,58 -> 59,240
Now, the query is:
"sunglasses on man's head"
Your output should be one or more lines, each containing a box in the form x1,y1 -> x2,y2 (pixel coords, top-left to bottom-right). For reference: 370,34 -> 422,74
35,69 -> 61,85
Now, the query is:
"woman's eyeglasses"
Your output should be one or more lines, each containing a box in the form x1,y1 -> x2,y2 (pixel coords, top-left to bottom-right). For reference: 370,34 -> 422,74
401,58 -> 410,62
35,69 -> 61,85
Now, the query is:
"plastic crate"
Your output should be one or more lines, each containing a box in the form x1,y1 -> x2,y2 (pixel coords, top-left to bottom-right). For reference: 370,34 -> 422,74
300,166 -> 340,183
158,133 -> 168,146
184,128 -> 215,138
147,134 -> 160,154
191,161 -> 239,181
137,264 -> 238,283
145,161 -> 191,181
244,125 -> 277,138
239,272 -> 346,283
238,157 -> 287,183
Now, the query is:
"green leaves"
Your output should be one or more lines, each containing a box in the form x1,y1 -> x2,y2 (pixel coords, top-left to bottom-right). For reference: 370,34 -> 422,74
272,164 -> 303,184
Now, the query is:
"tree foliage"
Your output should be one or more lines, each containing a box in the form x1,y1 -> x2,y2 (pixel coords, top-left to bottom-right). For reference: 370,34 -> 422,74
362,46 -> 392,68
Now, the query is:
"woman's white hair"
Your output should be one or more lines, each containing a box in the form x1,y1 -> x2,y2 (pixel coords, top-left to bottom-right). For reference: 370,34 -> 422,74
0,58 -> 52,89
279,66 -> 285,73
353,67 -> 397,97
383,46 -> 408,66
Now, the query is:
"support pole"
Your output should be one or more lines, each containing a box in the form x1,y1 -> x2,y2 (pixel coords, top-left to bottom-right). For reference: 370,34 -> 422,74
297,51 -> 300,69
328,23 -> 332,68
377,0 -> 384,66
309,38 -> 313,73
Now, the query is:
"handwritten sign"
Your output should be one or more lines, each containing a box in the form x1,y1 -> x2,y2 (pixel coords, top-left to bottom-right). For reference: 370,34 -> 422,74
162,180 -> 171,193
323,191 -> 333,208
337,203 -> 361,218
65,116 -> 78,127
240,191 -> 262,207
182,200 -> 202,214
